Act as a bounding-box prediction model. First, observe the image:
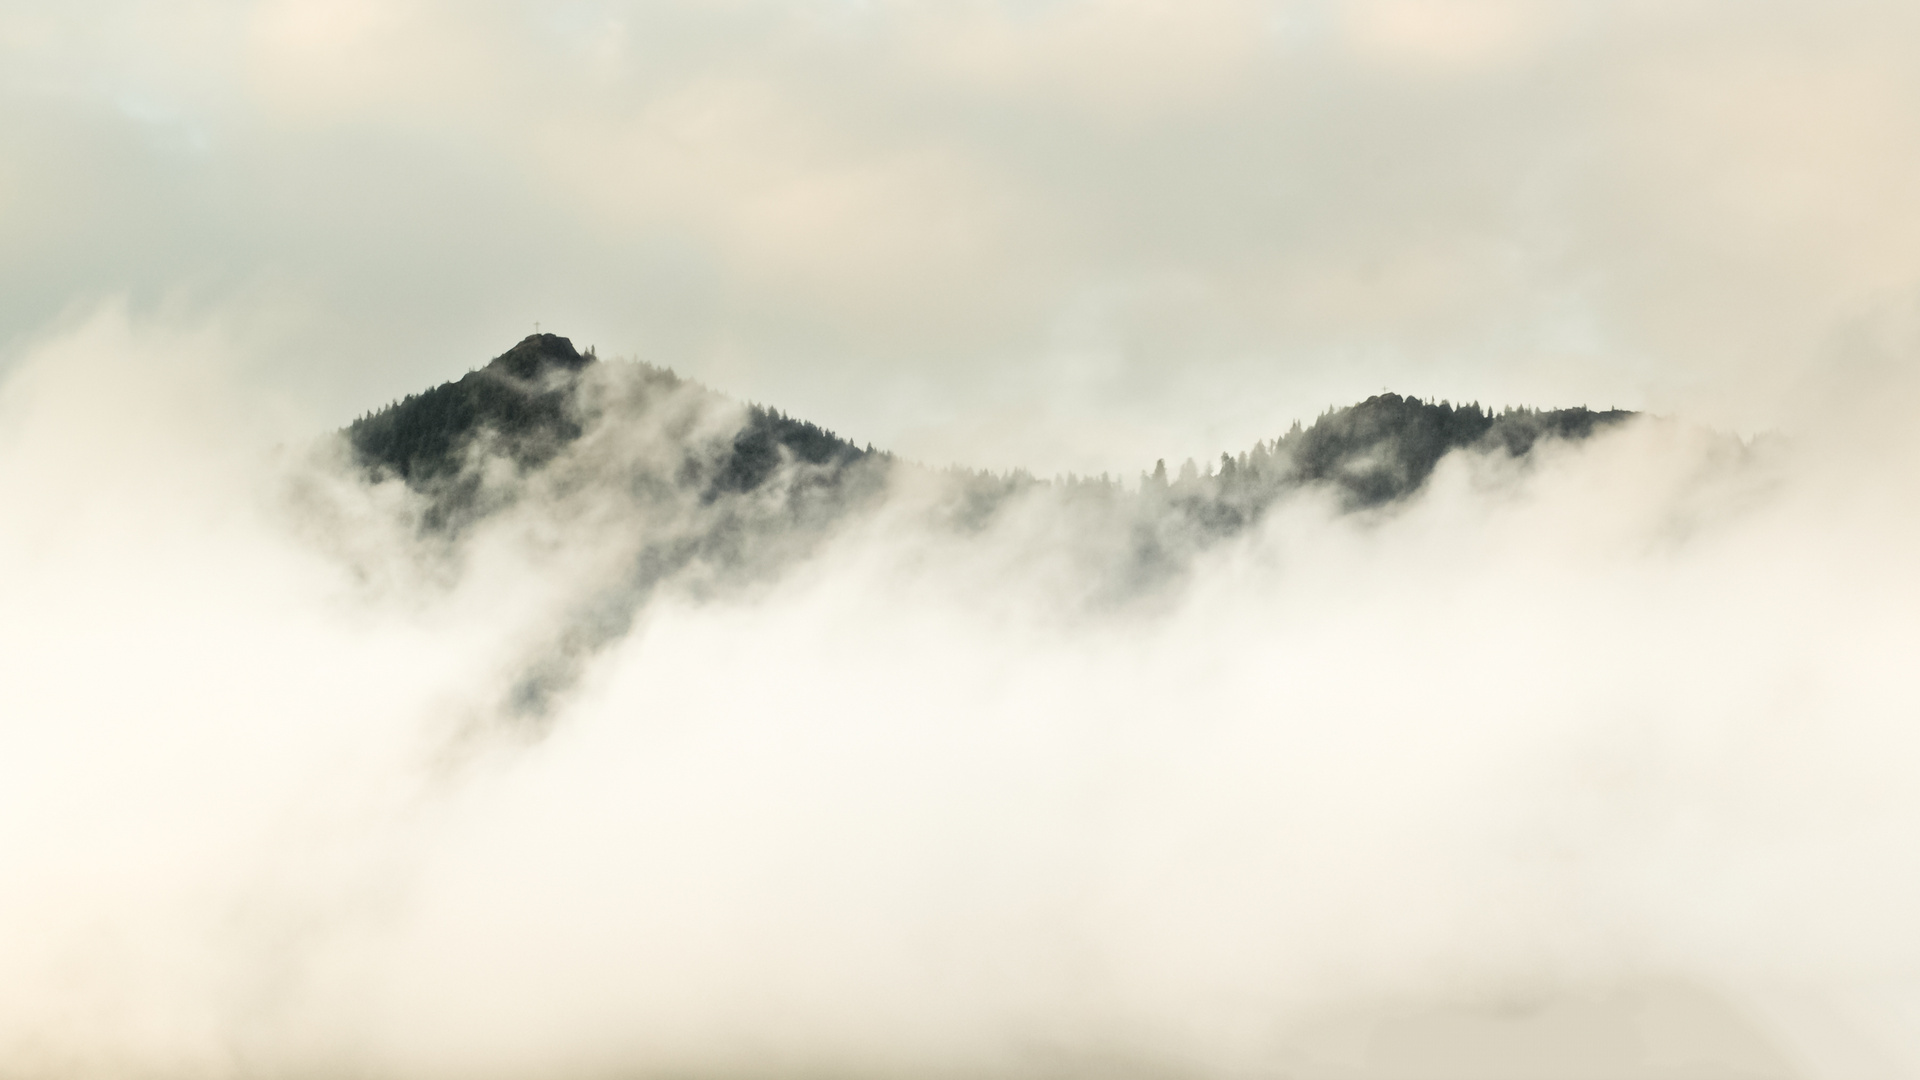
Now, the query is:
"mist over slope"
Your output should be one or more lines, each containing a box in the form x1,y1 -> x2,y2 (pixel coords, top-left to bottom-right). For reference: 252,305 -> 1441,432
344,334 -> 882,532
340,332 -> 1639,588
3,318 -> 1918,1080
327,333 -> 1639,728
345,333 -> 1633,527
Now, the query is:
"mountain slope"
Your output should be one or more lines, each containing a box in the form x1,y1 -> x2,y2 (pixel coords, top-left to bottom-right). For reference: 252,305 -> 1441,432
346,334 -> 881,532
334,335 -> 1636,727
346,334 -> 1631,532
1146,393 -> 1634,534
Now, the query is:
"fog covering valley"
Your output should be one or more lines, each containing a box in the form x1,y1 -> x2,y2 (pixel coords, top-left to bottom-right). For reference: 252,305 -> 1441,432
4,316 -> 1919,1080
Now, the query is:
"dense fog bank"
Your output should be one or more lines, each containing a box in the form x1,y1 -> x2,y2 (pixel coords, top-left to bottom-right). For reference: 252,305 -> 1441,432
3,315 -> 1920,1079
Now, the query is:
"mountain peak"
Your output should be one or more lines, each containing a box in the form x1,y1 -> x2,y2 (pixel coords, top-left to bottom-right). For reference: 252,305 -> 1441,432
486,333 -> 592,381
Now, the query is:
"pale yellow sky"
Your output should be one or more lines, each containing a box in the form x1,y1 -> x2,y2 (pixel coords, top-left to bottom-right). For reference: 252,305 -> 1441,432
4,0 -> 1920,473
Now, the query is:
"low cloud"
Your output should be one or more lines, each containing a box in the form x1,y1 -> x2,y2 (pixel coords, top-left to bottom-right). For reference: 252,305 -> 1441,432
3,309 -> 1919,1077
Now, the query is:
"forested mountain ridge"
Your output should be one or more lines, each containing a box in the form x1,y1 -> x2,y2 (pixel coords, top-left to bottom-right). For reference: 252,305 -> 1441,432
339,334 -> 892,721
346,333 -> 595,484
346,333 -> 881,531
1144,393 -> 1634,532
344,334 -> 1633,535
333,334 -> 1636,726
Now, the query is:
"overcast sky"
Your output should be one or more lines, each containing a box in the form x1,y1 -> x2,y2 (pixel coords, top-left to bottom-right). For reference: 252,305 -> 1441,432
5,0 -> 1920,473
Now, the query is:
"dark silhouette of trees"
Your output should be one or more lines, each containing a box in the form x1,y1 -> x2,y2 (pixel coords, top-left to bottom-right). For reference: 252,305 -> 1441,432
343,337 -> 1632,545
333,334 -> 1642,728
1178,393 -> 1633,516
346,333 -> 592,485
345,333 -> 881,531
